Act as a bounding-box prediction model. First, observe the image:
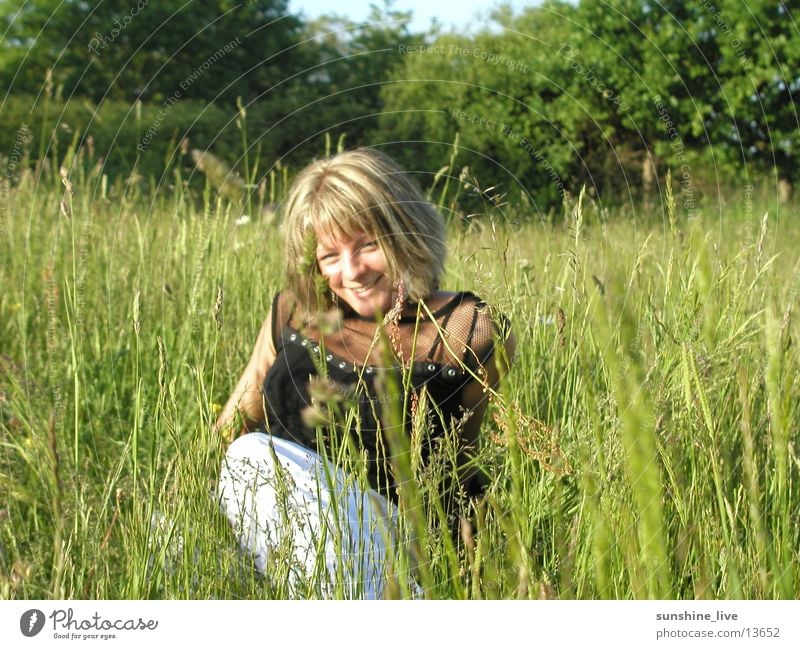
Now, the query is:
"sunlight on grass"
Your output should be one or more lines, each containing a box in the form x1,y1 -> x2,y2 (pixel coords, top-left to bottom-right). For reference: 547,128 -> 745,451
1,149 -> 798,599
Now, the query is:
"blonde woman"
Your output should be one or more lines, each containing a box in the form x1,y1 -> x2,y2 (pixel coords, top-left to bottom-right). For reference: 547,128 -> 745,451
215,148 -> 515,598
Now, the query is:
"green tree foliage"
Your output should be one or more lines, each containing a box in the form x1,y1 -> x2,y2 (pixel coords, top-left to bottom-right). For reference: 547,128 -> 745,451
1,0 -> 797,207
0,0 -> 431,184
376,1 -> 584,209
712,0 -> 800,184
374,0 -> 800,210
561,1 -> 719,199
0,0 -> 308,104
566,0 -> 800,192
289,1 -> 426,156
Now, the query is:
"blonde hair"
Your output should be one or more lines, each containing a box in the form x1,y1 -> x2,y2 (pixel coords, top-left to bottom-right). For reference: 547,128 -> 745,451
281,148 -> 446,316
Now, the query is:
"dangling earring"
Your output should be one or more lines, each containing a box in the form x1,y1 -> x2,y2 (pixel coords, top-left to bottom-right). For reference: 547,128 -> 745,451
395,276 -> 407,307
382,276 -> 407,327
383,276 -> 408,363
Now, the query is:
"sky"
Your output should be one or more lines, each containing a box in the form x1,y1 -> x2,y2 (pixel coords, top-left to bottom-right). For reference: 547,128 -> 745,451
287,0 -> 536,34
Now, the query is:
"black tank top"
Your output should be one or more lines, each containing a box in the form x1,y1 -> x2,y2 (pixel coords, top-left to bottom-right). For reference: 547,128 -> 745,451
262,290 -> 506,506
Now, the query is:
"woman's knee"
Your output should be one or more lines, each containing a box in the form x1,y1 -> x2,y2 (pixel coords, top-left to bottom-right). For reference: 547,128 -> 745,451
224,432 -> 273,464
218,433 -> 276,516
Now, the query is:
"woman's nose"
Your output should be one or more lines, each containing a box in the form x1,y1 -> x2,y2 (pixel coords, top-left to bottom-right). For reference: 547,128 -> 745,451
340,253 -> 364,280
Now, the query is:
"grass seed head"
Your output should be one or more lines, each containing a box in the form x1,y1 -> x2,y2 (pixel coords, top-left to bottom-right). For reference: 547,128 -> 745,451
301,403 -> 329,428
212,286 -> 224,330
308,376 -> 345,405
307,307 -> 344,335
132,291 -> 141,335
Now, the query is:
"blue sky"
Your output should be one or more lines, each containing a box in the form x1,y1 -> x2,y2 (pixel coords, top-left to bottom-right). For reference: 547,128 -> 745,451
288,0 -> 536,34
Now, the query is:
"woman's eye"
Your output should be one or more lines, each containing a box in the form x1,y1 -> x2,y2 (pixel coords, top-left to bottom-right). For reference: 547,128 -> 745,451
360,240 -> 378,251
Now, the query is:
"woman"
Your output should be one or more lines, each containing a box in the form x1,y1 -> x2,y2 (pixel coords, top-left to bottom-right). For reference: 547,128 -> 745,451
214,148 -> 515,598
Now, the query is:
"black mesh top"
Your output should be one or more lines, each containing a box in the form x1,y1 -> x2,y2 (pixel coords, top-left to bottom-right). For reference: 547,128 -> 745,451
262,289 -> 509,504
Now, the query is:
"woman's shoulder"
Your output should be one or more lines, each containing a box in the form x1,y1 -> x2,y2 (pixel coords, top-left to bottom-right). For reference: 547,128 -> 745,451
432,290 -> 511,342
425,290 -> 462,311
417,290 -> 482,311
423,290 -> 505,320
268,289 -> 301,336
412,290 -> 511,371
273,288 -> 296,307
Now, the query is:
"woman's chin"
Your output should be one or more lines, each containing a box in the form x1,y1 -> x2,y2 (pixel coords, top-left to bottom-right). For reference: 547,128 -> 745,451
348,303 -> 380,318
344,294 -> 393,318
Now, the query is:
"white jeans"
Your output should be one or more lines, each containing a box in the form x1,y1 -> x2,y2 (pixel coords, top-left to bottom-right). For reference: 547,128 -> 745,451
217,433 -> 397,599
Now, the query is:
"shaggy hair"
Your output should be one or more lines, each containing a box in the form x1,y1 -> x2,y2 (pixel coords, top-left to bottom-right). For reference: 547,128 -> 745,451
281,148 -> 446,317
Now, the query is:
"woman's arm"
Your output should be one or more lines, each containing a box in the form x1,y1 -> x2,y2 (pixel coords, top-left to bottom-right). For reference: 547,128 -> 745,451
457,311 -> 517,496
213,307 -> 277,442
460,328 -> 516,446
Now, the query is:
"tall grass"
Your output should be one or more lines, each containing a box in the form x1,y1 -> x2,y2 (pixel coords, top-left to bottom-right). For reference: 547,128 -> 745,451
1,150 -> 798,599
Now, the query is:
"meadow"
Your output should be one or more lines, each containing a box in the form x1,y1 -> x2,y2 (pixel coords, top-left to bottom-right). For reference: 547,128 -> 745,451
1,150 -> 798,599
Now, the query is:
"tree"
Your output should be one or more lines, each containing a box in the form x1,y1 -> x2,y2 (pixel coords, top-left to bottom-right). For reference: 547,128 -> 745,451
574,0 -> 800,194
292,1 -> 426,153
0,0 -> 308,105
713,0 -> 800,187
375,0 -> 800,210
375,1 -> 587,208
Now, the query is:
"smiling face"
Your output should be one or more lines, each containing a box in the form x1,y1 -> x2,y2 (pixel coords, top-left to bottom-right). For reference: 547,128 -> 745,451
315,228 -> 396,317
282,149 -> 447,318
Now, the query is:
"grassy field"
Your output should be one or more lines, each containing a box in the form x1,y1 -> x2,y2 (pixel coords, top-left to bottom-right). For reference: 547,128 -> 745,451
1,154 -> 799,599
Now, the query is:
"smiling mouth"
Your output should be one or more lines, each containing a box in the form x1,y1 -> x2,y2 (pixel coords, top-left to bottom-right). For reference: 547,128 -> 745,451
346,276 -> 381,294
